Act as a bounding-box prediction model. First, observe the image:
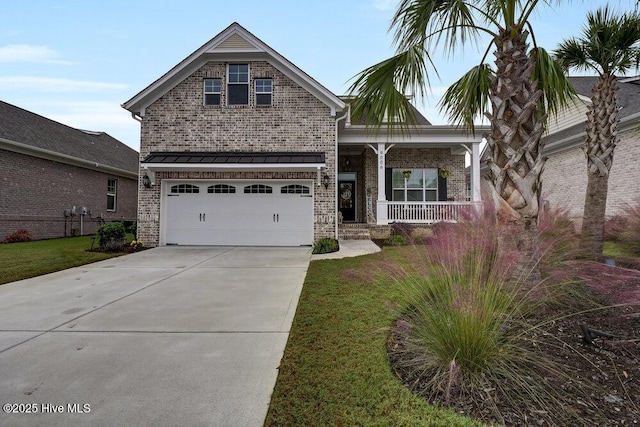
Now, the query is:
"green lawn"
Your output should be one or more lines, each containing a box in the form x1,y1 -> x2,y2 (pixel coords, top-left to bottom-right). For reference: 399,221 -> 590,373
265,247 -> 481,426
0,236 -> 126,285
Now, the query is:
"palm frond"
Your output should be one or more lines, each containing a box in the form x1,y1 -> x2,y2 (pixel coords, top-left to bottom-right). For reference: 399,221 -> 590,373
438,64 -> 492,133
531,47 -> 576,119
347,44 -> 435,134
392,0 -> 483,56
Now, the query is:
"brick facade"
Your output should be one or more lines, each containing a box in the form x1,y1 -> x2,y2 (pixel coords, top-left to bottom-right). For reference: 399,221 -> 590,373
541,126 -> 640,227
0,149 -> 138,240
137,61 -> 337,246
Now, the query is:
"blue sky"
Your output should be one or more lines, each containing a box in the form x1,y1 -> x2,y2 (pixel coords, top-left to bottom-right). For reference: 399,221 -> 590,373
0,0 -> 633,151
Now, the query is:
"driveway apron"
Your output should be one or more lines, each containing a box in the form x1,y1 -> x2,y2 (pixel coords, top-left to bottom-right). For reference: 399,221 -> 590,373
0,246 -> 311,426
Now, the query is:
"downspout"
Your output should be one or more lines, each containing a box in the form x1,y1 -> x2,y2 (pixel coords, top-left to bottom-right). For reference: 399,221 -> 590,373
335,110 -> 349,240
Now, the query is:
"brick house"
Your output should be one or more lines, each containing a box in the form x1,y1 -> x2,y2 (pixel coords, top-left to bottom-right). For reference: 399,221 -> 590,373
123,23 -> 485,247
0,100 -> 139,240
539,76 -> 640,227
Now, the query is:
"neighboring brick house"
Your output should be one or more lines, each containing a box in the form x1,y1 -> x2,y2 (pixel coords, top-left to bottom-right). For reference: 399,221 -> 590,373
539,76 -> 640,227
123,23 -> 485,247
0,100 -> 139,240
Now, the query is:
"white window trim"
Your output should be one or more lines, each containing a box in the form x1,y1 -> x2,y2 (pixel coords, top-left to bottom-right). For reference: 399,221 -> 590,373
203,78 -> 222,106
392,168 -> 438,202
107,178 -> 117,212
255,78 -> 272,106
227,64 -> 250,106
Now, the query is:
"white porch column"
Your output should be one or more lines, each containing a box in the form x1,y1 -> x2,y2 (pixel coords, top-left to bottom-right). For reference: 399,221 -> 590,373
470,141 -> 481,202
367,143 -> 394,225
376,142 -> 388,224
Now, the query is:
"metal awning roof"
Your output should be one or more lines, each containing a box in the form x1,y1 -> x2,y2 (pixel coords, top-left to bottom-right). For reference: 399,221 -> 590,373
141,151 -> 326,172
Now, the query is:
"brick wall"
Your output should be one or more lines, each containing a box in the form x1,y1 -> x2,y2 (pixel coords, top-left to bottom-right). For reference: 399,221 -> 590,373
137,61 -> 336,246
0,149 -> 138,240
541,126 -> 640,228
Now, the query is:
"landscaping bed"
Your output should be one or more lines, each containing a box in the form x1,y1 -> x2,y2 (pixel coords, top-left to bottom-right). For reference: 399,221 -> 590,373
389,265 -> 640,426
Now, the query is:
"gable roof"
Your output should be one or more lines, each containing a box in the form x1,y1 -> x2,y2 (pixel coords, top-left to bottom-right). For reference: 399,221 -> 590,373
0,100 -> 138,178
123,22 -> 346,117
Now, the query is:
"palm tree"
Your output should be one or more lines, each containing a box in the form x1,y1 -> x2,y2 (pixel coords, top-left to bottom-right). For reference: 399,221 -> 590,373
348,0 -> 573,281
554,7 -> 640,261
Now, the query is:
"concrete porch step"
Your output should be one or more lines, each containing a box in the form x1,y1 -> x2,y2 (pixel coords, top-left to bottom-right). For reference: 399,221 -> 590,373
338,224 -> 372,240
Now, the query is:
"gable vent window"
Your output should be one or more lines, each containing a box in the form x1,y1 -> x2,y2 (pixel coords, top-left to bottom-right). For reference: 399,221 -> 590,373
227,64 -> 249,105
281,184 -> 309,194
170,184 -> 200,194
107,178 -> 117,211
208,184 -> 236,194
204,78 -> 222,105
244,184 -> 272,194
255,79 -> 272,106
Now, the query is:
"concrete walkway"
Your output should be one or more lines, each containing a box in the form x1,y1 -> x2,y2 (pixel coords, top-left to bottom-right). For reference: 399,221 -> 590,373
311,239 -> 381,260
0,246 -> 311,426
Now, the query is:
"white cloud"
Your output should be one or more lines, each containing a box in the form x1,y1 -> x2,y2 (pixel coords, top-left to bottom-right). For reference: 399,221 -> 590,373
373,0 -> 396,10
0,76 -> 127,92
0,44 -> 71,64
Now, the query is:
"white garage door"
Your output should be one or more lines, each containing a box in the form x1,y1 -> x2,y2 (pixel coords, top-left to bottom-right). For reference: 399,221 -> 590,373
162,181 -> 314,246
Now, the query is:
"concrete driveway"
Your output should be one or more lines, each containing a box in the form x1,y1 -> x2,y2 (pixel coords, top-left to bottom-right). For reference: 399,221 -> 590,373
0,246 -> 311,426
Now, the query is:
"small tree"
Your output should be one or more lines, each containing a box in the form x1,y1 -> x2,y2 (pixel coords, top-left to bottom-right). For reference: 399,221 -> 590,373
554,6 -> 640,261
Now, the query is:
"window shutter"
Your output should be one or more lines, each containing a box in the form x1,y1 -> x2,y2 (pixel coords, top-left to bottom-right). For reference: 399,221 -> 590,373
438,175 -> 448,201
385,168 -> 393,201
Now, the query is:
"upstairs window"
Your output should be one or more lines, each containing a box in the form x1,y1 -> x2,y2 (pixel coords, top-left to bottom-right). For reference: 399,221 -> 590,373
204,78 -> 222,105
227,64 -> 249,105
107,178 -> 117,211
255,79 -> 272,106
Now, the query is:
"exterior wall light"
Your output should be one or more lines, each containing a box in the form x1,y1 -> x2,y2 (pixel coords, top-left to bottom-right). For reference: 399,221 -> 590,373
142,174 -> 152,189
323,174 -> 330,189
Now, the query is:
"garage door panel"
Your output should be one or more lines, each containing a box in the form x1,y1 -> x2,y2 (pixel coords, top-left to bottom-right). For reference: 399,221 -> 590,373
162,181 -> 314,246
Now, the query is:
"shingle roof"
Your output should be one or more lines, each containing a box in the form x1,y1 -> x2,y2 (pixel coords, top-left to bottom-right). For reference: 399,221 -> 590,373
543,76 -> 640,147
568,76 -> 640,118
142,151 -> 325,165
0,100 -> 139,174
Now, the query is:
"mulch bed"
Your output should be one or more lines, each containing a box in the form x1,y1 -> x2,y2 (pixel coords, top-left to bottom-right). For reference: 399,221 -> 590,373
388,260 -> 640,426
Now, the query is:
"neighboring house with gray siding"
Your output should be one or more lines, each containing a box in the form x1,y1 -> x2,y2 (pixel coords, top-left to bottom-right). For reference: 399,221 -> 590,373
0,100 -> 139,240
123,22 -> 486,247
540,76 -> 640,227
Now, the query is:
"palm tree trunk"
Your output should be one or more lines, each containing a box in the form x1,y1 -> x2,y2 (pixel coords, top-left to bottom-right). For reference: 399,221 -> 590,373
484,27 -> 547,285
580,172 -> 609,261
579,73 -> 619,261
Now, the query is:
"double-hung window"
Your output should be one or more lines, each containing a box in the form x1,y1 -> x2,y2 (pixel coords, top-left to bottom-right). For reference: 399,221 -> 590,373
204,78 -> 222,105
227,64 -> 249,105
107,178 -> 117,211
255,79 -> 272,106
392,168 -> 438,202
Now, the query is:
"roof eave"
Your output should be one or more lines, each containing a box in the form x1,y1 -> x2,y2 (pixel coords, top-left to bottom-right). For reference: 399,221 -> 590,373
0,137 -> 138,179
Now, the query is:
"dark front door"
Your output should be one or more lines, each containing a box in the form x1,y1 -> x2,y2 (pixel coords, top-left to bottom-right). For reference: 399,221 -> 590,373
339,180 -> 356,222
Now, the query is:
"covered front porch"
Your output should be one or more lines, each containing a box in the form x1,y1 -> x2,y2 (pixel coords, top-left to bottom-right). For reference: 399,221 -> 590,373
337,124 -> 485,226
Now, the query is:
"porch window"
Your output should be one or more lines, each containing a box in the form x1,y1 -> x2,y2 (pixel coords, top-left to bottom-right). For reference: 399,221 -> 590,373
392,168 -> 438,201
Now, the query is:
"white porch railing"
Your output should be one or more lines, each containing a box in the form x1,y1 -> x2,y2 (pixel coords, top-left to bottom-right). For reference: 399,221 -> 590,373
385,201 -> 481,224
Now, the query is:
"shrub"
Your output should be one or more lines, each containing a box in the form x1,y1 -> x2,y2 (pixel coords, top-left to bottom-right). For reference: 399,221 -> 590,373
96,222 -> 126,250
617,201 -> 640,256
312,238 -> 339,254
537,207 -> 580,265
4,228 -> 32,243
384,234 -> 406,246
